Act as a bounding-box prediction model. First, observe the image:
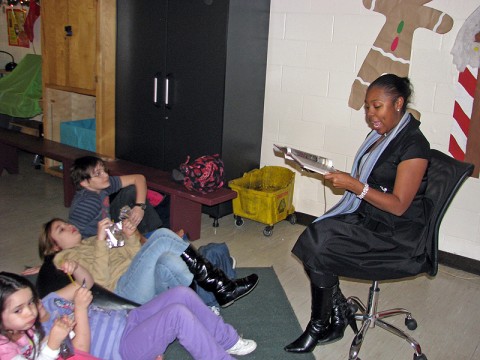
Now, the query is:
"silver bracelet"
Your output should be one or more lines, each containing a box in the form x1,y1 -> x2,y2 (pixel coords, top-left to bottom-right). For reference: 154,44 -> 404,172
357,183 -> 369,200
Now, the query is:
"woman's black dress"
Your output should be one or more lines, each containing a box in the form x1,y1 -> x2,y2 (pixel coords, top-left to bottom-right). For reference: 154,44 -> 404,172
292,119 -> 433,280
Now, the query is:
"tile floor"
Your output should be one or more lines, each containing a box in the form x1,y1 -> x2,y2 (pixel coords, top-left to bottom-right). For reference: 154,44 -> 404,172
1,151 -> 480,359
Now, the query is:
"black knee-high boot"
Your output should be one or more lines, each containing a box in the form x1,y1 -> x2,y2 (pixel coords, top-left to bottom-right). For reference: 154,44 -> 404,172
284,283 -> 334,353
318,283 -> 358,344
180,245 -> 259,307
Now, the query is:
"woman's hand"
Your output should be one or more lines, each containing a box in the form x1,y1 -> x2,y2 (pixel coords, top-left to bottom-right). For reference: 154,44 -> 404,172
47,315 -> 75,350
97,218 -> 113,242
324,158 -> 428,216
122,218 -> 138,237
324,171 -> 362,193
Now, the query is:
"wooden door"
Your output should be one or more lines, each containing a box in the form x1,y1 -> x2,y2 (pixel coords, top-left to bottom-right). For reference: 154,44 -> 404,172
66,0 -> 97,92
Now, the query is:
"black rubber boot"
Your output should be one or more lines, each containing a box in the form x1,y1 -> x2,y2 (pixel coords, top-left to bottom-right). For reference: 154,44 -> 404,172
180,245 -> 259,307
318,283 -> 358,344
284,283 -> 335,353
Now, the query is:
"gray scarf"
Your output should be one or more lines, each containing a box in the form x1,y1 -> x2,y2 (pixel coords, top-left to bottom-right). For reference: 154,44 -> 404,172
314,112 -> 411,223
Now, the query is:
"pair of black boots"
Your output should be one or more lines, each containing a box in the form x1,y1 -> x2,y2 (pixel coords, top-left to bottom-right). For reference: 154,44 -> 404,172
181,245 -> 259,307
284,282 -> 358,353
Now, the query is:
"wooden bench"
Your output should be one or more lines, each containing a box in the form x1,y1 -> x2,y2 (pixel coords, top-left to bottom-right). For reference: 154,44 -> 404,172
0,128 -> 236,240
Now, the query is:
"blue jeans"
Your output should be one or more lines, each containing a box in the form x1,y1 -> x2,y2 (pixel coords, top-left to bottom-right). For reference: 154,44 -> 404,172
114,228 -> 235,307
115,228 -> 191,304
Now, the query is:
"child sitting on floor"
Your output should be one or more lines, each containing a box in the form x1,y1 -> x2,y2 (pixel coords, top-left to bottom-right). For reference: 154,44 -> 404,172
0,270 -> 257,360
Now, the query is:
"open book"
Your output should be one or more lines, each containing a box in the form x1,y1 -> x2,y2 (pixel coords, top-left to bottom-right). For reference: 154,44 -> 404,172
274,144 -> 335,175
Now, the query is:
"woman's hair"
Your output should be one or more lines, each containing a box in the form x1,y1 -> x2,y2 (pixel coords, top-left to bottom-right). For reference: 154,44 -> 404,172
70,156 -> 106,189
38,218 -> 66,260
368,74 -> 413,113
0,272 -> 44,357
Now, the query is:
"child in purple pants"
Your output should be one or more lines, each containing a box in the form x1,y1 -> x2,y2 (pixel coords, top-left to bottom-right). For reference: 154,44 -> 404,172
120,286 -> 243,359
40,264 -> 256,359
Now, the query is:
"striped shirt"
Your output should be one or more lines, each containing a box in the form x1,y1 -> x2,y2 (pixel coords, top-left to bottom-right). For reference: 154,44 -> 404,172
42,292 -> 127,360
69,176 -> 122,238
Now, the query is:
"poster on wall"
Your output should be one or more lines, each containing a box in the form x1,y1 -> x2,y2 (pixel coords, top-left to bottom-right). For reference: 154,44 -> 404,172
348,0 -> 453,111
6,8 -> 29,48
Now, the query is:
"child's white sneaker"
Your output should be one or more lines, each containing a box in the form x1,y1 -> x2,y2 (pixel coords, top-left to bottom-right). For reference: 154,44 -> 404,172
210,305 -> 221,316
227,337 -> 257,356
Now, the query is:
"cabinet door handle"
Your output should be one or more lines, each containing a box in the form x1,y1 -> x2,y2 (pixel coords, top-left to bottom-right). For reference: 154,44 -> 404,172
165,75 -> 171,109
64,25 -> 73,37
153,72 -> 161,107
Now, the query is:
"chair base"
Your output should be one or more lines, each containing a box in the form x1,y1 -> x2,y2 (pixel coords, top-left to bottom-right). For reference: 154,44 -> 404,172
346,281 -> 427,360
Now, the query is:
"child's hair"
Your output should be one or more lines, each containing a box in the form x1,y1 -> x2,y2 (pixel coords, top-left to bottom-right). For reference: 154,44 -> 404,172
70,156 -> 107,189
0,272 -> 44,357
38,218 -> 67,260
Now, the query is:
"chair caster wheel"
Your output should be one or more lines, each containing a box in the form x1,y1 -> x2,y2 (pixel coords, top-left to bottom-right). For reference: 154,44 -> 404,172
348,302 -> 358,314
405,316 -> 417,330
413,354 -> 427,360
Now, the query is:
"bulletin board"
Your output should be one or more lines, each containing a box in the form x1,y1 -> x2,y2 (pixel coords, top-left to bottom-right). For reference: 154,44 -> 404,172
6,8 -> 29,47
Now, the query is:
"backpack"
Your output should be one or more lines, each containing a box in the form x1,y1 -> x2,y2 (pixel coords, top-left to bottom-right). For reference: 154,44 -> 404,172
179,154 -> 225,194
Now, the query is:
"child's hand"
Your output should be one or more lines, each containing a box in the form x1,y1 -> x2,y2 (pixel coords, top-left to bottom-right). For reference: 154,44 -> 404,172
122,218 -> 138,237
60,260 -> 78,276
97,218 -> 113,241
74,287 -> 93,310
129,206 -> 144,227
21,265 -> 41,276
47,315 -> 75,350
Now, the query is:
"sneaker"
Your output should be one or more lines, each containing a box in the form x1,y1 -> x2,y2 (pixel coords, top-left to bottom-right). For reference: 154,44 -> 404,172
210,305 -> 221,316
227,337 -> 257,356
230,256 -> 237,269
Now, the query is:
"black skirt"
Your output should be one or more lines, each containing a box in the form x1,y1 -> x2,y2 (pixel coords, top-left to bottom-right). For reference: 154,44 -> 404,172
292,199 -> 433,281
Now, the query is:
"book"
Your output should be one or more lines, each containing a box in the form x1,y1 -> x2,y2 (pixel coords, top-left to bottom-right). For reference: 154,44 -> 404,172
274,144 -> 335,175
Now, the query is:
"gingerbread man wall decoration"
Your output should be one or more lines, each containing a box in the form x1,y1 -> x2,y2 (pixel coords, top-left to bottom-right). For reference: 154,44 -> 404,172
349,0 -> 454,110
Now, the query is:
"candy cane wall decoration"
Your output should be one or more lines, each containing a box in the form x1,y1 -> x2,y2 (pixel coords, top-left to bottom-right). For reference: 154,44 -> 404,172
449,66 -> 477,161
450,5 -> 480,176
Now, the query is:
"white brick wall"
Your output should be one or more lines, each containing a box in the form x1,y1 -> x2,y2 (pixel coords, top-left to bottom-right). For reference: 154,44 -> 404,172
261,0 -> 480,261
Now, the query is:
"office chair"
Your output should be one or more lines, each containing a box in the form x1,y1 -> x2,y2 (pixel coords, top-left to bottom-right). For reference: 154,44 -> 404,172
346,149 -> 474,360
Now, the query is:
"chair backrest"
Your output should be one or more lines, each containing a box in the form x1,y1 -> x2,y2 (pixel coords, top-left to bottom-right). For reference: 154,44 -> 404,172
424,149 -> 473,276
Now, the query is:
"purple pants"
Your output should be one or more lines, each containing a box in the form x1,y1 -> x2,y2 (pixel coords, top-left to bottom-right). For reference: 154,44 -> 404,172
119,286 -> 238,360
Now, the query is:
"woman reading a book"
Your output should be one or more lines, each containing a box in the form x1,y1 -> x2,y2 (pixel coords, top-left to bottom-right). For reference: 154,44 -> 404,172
285,74 -> 431,353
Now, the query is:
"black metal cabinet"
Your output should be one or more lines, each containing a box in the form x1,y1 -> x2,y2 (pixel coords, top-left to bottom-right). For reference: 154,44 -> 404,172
115,0 -> 270,182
